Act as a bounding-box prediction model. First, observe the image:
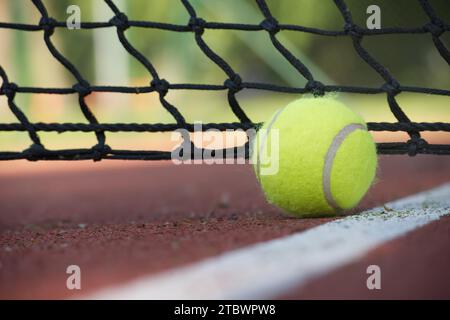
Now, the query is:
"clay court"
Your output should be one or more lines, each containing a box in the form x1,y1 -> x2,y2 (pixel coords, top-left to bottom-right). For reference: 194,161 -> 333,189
0,155 -> 449,299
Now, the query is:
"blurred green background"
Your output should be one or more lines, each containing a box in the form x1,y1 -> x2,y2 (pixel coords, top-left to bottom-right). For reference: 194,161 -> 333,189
0,0 -> 449,152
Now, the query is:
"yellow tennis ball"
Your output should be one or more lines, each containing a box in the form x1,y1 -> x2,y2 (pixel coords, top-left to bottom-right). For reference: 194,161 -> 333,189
252,97 -> 377,217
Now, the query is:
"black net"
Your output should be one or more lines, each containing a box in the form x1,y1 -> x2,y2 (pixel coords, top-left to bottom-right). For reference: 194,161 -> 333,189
0,0 -> 449,161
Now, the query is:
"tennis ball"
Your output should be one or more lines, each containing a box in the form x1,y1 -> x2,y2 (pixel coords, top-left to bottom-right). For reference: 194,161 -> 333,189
252,97 -> 377,217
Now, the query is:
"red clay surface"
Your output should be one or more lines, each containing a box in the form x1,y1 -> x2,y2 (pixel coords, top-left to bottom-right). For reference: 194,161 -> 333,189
282,215 -> 450,299
0,155 -> 449,299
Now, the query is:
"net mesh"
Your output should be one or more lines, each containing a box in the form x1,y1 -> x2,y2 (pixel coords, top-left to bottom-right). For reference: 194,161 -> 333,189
0,0 -> 449,161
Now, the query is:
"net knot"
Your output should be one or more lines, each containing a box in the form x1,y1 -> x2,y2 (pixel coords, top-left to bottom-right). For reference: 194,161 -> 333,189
151,79 -> 170,96
306,80 -> 325,96
110,13 -> 130,31
407,137 -> 427,156
188,17 -> 206,35
224,74 -> 243,93
73,81 -> 92,97
260,17 -> 280,34
344,23 -> 362,40
424,21 -> 444,37
91,143 -> 111,162
381,81 -> 401,96
39,17 -> 57,36
23,144 -> 46,162
0,82 -> 18,99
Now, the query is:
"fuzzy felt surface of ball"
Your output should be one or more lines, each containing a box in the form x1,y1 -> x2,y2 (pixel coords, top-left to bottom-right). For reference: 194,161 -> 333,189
252,97 -> 377,217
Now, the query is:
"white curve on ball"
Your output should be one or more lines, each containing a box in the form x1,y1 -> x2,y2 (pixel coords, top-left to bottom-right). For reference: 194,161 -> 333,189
322,123 -> 366,211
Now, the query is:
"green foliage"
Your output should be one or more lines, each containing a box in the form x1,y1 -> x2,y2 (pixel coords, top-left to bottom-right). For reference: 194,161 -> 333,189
7,0 -> 450,87
46,0 -> 95,82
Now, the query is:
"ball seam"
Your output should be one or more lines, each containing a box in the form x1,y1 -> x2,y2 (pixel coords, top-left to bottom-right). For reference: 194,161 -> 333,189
322,123 -> 366,211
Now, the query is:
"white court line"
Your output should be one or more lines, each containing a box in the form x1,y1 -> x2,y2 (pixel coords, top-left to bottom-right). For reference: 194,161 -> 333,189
88,183 -> 450,300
